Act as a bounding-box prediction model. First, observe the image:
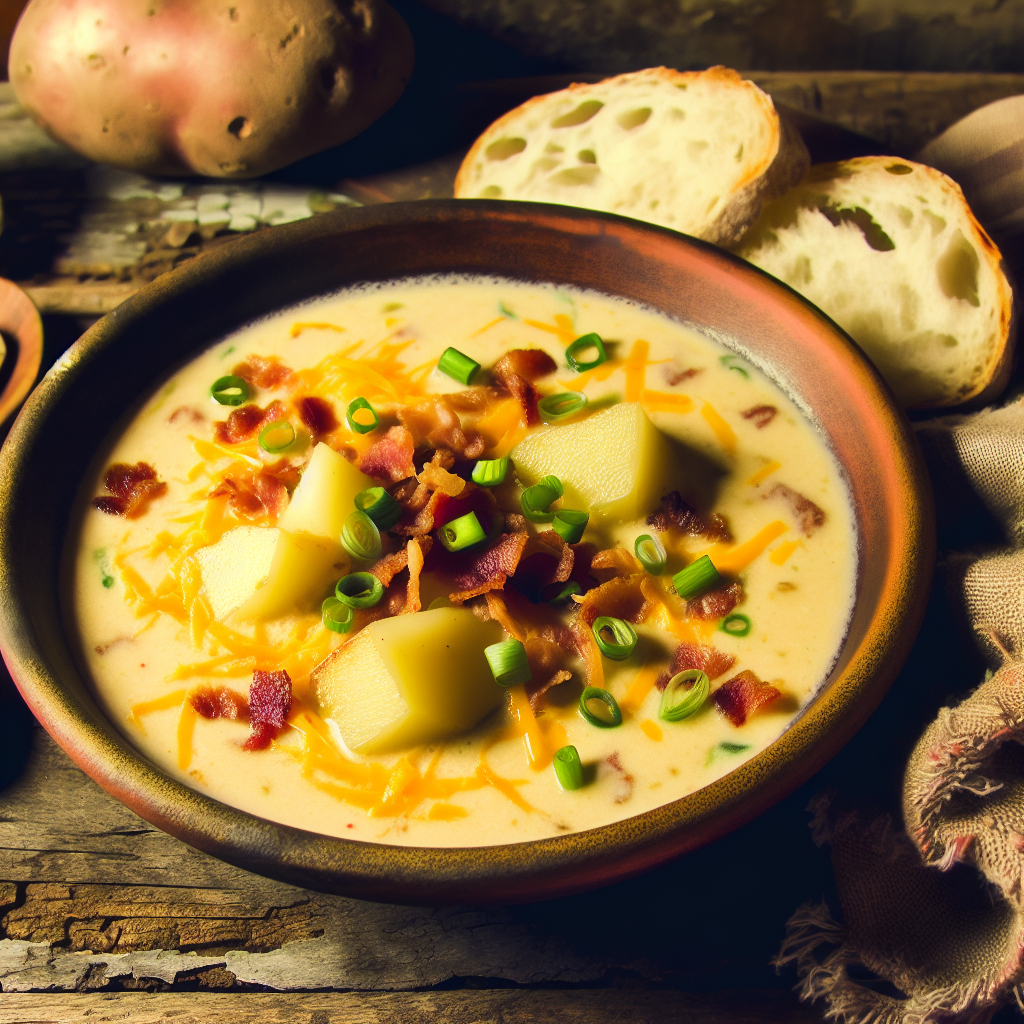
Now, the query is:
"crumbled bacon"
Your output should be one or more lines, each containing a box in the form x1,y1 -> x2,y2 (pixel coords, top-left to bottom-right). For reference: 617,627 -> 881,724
493,349 -> 556,426
445,386 -> 507,412
591,546 -> 642,578
524,637 -> 573,709
295,396 -> 338,437
233,354 -> 294,390
405,536 -> 429,613
360,426 -> 416,483
741,404 -> 778,429
577,574 -> 651,628
510,531 -> 574,602
168,406 -> 204,425
92,462 -> 167,518
686,581 -> 744,621
213,400 -> 286,445
402,484 -> 498,540
598,752 -> 634,803
368,547 -> 410,588
190,685 -> 249,721
243,669 -> 293,750
762,483 -> 826,536
211,458 -> 299,522
448,531 -> 530,603
713,670 -> 781,726
655,642 -> 736,689
663,365 -> 702,386
399,398 -> 485,459
646,491 -> 731,542
417,456 -> 465,498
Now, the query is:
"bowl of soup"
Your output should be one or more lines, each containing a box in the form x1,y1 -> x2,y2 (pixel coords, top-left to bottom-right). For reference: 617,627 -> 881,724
0,201 -> 934,903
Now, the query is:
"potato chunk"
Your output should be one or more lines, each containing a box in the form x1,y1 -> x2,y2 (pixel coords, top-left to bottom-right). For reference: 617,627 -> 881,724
311,608 -> 506,754
193,526 -> 278,620
278,442 -> 375,540
511,402 -> 674,522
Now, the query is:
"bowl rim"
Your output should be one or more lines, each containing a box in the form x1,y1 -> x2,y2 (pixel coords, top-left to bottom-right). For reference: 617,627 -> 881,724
0,199 -> 935,904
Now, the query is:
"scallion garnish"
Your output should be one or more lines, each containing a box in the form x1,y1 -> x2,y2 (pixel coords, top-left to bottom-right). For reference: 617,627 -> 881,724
485,638 -> 532,687
592,616 -> 638,661
579,686 -> 623,728
472,456 -> 509,487
346,397 -> 379,434
634,534 -> 667,575
521,474 -> 563,523
440,511 -> 487,552
538,391 -> 588,423
720,613 -> 752,637
565,332 -> 608,372
354,486 -> 402,530
719,354 -> 750,378
341,510 -> 382,562
553,745 -> 585,790
438,347 -> 480,385
334,571 -> 384,609
258,420 -> 296,454
658,669 -> 710,722
210,375 -> 249,406
672,554 -> 723,600
552,509 -> 589,544
547,580 -> 582,604
322,597 -> 354,634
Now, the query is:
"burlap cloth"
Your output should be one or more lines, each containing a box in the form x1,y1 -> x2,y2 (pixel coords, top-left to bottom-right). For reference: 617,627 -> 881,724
776,97 -> 1024,1023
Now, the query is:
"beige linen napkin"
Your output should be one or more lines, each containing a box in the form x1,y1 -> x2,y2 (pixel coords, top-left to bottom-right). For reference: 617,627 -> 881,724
777,97 -> 1024,1023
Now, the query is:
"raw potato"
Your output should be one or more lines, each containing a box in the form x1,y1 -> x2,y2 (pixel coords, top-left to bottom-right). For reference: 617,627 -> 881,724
9,0 -> 414,178
734,157 -> 1016,409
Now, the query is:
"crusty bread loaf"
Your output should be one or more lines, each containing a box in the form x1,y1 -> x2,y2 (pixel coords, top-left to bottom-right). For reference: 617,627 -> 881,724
734,157 -> 1015,410
454,66 -> 809,246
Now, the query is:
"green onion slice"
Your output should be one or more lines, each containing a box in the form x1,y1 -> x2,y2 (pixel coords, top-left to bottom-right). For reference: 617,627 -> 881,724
521,474 -> 563,523
258,420 -> 296,454
210,375 -> 249,406
472,456 -> 509,487
592,616 -> 638,661
547,580 -> 582,604
659,669 -> 710,722
341,510 -> 382,562
485,638 -> 532,687
719,354 -> 750,379
720,612 -> 752,637
672,554 -> 723,600
538,391 -> 588,423
438,346 -> 480,385
634,533 -> 667,575
579,686 -> 623,728
346,397 -> 379,434
553,745 -> 585,790
552,509 -> 589,544
334,571 -> 384,609
354,486 -> 402,531
322,597 -> 354,634
565,332 -> 608,372
440,511 -> 487,552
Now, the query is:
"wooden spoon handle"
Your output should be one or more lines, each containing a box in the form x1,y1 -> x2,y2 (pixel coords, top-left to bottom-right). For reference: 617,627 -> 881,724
0,276 -> 43,426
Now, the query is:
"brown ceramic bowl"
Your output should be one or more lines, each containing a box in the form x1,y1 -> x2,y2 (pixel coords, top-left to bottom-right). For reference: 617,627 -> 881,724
0,201 -> 934,904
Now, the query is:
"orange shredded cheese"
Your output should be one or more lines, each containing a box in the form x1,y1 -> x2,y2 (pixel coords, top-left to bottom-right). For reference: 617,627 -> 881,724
640,719 -> 663,742
639,389 -> 695,415
747,460 -> 782,487
700,402 -> 737,455
770,539 -> 804,566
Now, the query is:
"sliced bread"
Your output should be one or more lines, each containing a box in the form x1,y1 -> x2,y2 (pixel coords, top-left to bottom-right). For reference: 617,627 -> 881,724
454,66 -> 809,246
734,157 -> 1015,410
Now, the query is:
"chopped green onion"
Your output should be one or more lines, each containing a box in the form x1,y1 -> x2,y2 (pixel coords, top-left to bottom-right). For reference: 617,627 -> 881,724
547,580 -> 582,604
720,613 -> 752,637
538,391 -> 588,423
672,555 -> 723,600
210,375 -> 249,406
322,597 -> 354,634
258,420 -> 296,454
634,533 -> 667,575
438,346 -> 480,385
579,686 -> 623,728
719,741 -> 751,754
354,486 -> 402,530
592,616 -> 638,661
719,354 -> 750,378
553,745 -> 585,790
521,474 -> 563,523
334,572 -> 384,609
552,509 -> 589,544
472,456 -> 509,487
659,669 -> 710,722
346,397 -> 379,434
565,332 -> 608,372
440,511 -> 487,552
485,638 -> 532,687
341,510 -> 382,561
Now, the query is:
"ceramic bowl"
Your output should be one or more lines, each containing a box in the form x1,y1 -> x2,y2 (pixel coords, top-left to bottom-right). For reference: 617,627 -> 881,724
0,201 -> 934,904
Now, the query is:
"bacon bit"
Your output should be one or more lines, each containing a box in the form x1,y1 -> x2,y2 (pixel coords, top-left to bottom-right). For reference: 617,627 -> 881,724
646,491 -> 731,542
417,457 -> 465,498
598,752 -> 634,803
295,396 -> 338,437
742,404 -> 778,429
493,349 -> 556,426
577,574 -> 651,628
570,617 -> 604,689
168,406 -> 204,425
713,669 -> 781,726
511,531 -> 574,602
591,546 -> 642,578
686,581 -> 744,621
524,637 -> 573,709
448,532 -> 530,604
233,354 -> 294,390
404,536 -> 430,613
402,483 -> 498,540
400,397 -> 485,459
369,547 -> 409,588
243,669 -> 293,750
655,642 -> 736,689
93,462 -> 167,518
663,365 -> 702,386
445,386 -> 507,412
213,399 -> 286,445
190,685 -> 249,721
484,591 -> 527,641
762,483 -> 826,536
360,426 -> 416,483
211,458 -> 299,521
567,542 -> 599,595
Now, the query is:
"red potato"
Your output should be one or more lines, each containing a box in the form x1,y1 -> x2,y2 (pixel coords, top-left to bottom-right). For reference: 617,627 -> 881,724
8,0 -> 414,178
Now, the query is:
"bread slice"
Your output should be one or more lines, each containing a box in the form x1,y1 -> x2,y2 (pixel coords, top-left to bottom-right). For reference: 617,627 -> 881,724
454,66 -> 809,246
734,157 -> 1015,410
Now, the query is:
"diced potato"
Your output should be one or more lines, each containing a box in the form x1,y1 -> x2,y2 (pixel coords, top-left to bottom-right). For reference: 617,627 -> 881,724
193,526 -> 279,620
278,442 -> 375,541
311,608 -> 506,754
511,402 -> 674,522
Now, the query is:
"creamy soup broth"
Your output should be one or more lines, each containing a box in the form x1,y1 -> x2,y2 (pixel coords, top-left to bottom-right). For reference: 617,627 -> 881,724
65,278 -> 856,847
